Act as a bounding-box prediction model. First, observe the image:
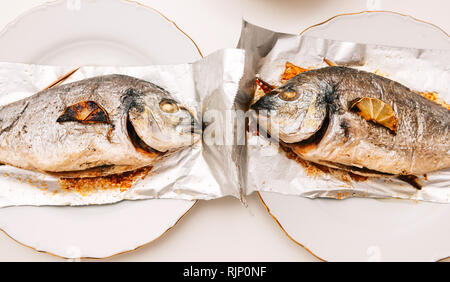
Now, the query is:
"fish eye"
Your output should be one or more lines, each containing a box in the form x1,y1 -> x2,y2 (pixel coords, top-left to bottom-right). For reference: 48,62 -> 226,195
279,91 -> 299,101
159,99 -> 179,113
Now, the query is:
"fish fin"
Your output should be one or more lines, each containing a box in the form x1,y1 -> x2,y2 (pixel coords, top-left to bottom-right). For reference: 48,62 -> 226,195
398,175 -> 422,190
85,106 -> 110,123
57,101 -> 110,124
48,165 -> 152,178
42,67 -> 80,91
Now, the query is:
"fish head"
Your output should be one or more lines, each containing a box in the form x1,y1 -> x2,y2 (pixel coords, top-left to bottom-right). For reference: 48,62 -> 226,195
251,79 -> 328,143
128,93 -> 201,153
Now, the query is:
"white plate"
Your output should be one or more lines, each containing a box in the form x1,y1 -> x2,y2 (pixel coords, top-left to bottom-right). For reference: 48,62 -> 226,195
259,11 -> 450,262
0,0 -> 201,259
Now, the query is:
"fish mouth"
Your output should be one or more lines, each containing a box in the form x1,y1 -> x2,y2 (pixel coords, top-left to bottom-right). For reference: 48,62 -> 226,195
126,115 -> 164,155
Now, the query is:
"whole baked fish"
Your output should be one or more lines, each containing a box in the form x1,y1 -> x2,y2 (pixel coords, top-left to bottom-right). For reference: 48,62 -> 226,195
251,66 -> 450,177
0,74 -> 200,178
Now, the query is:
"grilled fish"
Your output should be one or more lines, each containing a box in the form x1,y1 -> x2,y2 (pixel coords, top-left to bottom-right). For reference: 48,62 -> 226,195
251,66 -> 450,177
0,74 -> 200,178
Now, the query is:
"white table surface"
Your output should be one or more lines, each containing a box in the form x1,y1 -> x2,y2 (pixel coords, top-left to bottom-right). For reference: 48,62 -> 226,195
0,0 -> 448,262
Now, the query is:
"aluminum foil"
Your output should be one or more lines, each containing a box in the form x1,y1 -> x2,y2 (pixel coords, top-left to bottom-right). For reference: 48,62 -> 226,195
0,49 -> 244,207
237,21 -> 450,203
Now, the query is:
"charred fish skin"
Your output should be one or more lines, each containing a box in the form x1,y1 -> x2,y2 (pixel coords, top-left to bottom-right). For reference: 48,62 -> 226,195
252,66 -> 450,176
0,74 -> 200,178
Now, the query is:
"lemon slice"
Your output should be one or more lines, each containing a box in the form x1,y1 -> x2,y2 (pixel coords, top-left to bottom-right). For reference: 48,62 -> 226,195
419,91 -> 450,110
323,58 -> 336,66
351,97 -> 398,133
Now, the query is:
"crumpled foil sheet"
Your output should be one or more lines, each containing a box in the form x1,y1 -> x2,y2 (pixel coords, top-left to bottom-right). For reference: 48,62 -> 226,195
0,49 -> 244,207
237,21 -> 450,203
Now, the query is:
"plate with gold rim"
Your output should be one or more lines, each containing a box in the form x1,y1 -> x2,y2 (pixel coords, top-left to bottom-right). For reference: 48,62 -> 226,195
0,0 -> 201,259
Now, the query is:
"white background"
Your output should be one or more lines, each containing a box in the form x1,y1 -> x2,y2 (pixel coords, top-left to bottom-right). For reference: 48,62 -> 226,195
0,0 -> 448,262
